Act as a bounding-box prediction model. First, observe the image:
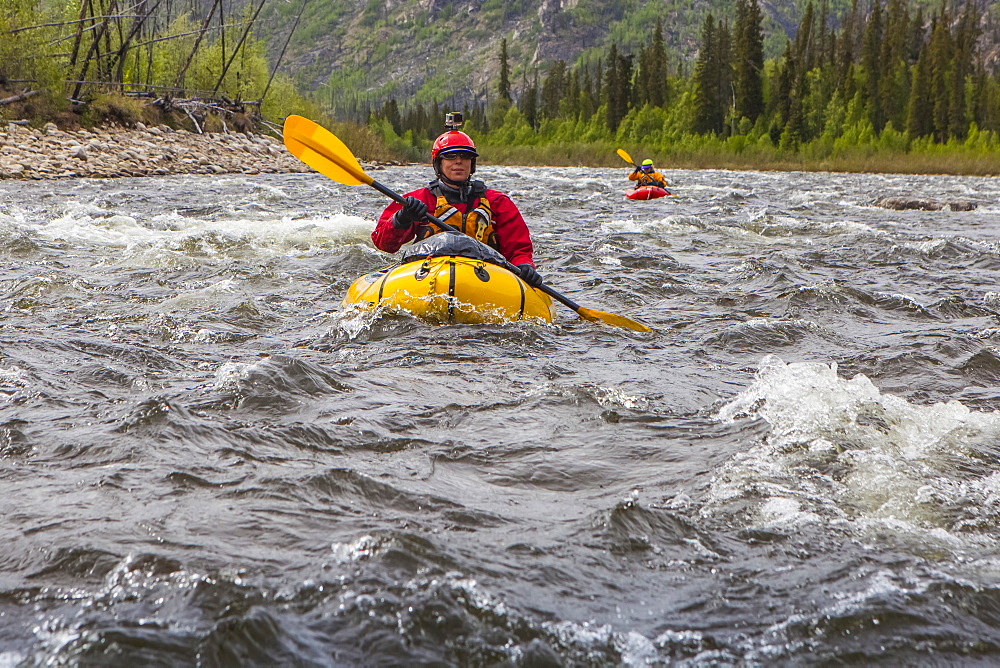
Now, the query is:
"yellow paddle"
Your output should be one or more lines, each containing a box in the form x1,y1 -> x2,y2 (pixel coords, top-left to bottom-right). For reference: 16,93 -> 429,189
283,115 -> 651,333
617,148 -> 638,168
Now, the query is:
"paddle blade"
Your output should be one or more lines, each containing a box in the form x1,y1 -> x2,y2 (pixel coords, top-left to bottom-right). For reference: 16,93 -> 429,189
617,148 -> 635,165
577,306 -> 651,332
283,115 -> 373,187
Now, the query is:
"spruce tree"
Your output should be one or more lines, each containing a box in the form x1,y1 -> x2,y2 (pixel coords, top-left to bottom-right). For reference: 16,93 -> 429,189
648,17 -> 668,108
948,0 -> 980,140
541,60 -> 567,120
519,70 -> 539,131
928,9 -> 952,142
718,20 -> 734,135
498,38 -> 512,103
836,0 -> 863,96
733,0 -> 765,123
383,98 -> 402,135
906,46 -> 933,138
693,14 -> 723,134
605,45 -> 620,131
594,57 -> 603,106
861,0 -> 884,131
773,40 -> 796,125
794,2 -> 815,72
582,65 -> 596,120
605,45 -> 633,133
878,0 -> 910,131
564,68 -> 581,120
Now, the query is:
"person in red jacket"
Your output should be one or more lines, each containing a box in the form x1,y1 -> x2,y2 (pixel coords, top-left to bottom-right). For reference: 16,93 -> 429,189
372,114 -> 542,287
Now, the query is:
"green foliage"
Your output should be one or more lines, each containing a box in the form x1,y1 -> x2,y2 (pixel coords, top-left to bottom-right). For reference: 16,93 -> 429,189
0,0 -> 63,91
366,117 -> 424,162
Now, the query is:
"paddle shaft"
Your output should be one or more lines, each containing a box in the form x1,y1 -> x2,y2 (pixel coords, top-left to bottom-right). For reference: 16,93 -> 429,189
370,179 -> 460,233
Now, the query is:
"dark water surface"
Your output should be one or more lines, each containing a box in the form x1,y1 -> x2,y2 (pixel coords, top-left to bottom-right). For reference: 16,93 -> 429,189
1,165 -> 1000,666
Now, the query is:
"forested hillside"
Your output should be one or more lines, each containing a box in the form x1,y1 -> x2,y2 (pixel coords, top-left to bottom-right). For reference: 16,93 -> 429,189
355,0 -> 1000,177
247,0 -> 1000,121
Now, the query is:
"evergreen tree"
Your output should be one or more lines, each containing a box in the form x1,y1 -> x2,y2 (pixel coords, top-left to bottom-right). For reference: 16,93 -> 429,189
648,17 -> 668,108
498,38 -> 512,103
908,7 -> 926,63
928,9 -> 952,142
541,60 -> 567,120
604,45 -> 632,132
794,2 -> 815,72
878,0 -> 911,131
693,13 -> 724,134
948,0 -> 980,140
520,70 -> 539,130
605,45 -> 620,130
773,39 -> 796,124
382,98 -> 402,135
906,46 -> 933,138
563,67 -> 581,119
861,0 -> 884,131
718,20 -> 734,134
471,100 -> 489,134
581,65 -> 596,120
594,57 -> 603,106
733,0 -> 764,123
817,0 -> 831,66
836,0 -> 863,96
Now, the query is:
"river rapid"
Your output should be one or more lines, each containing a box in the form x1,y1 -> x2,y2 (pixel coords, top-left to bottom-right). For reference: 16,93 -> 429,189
1,165 -> 999,666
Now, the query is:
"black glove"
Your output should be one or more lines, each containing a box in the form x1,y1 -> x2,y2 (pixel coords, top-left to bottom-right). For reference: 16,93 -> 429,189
392,196 -> 428,229
517,263 -> 543,287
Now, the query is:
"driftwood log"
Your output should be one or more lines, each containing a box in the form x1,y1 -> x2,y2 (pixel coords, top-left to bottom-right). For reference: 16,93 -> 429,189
0,89 -> 38,106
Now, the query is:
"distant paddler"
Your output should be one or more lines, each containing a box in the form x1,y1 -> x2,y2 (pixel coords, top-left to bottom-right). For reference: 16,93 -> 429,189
628,158 -> 669,190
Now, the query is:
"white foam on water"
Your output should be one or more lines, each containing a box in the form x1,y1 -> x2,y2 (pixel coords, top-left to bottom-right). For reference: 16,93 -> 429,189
600,216 -> 702,235
330,535 -> 377,564
594,386 -> 647,411
212,361 -> 254,390
707,355 -> 1000,551
0,366 -> 31,402
31,204 -> 373,266
156,278 -> 239,312
0,652 -> 25,668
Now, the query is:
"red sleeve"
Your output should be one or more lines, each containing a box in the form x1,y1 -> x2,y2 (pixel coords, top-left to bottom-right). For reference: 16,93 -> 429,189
371,187 -> 436,254
487,189 -> 535,267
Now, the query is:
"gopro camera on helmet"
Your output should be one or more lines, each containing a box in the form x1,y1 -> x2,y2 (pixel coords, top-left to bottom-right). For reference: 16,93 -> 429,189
444,111 -> 464,130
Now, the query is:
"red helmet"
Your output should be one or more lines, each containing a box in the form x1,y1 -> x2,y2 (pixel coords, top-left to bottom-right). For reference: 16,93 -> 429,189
431,130 -> 479,177
431,130 -> 479,160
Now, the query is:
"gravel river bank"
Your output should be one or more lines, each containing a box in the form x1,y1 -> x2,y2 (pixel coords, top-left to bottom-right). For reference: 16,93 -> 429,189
0,121 -> 312,179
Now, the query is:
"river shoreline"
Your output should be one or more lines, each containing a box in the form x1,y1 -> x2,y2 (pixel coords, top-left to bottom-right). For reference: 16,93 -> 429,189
0,121 -> 315,180
3,120 -> 996,189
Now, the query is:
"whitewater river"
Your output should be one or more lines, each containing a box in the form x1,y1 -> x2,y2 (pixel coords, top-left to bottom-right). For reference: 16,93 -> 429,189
1,164 -> 999,665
